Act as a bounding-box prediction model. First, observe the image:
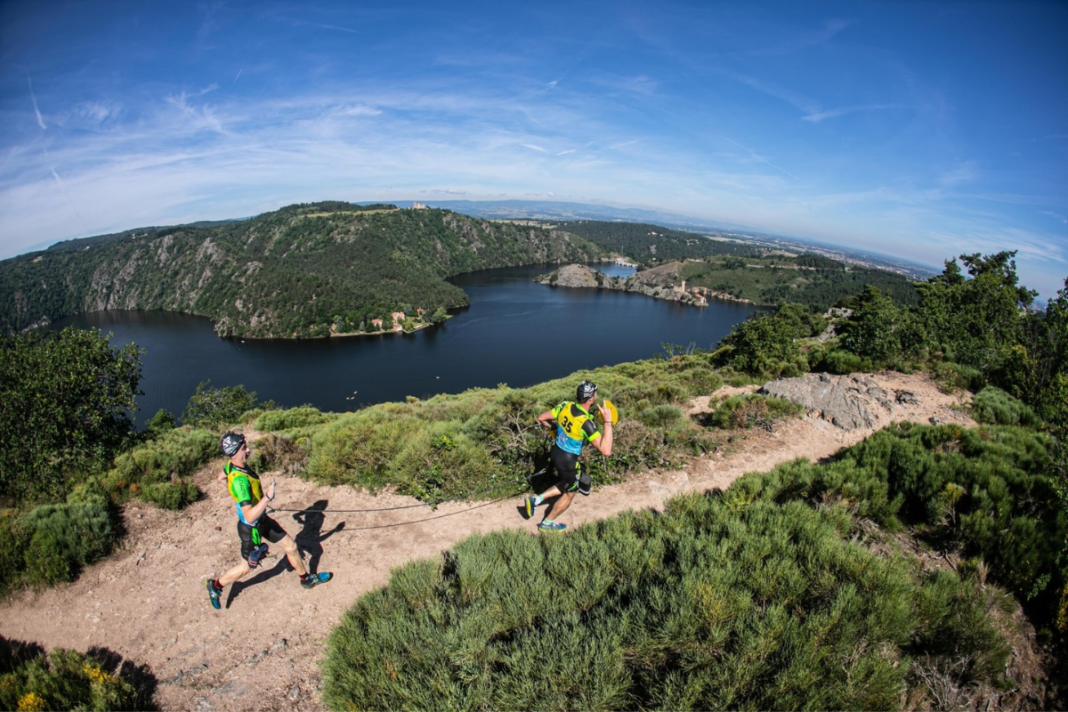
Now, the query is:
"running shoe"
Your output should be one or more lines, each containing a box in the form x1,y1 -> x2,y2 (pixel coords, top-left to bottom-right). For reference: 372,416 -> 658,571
537,521 -> 567,532
523,496 -> 539,519
206,578 -> 222,610
301,572 -> 334,590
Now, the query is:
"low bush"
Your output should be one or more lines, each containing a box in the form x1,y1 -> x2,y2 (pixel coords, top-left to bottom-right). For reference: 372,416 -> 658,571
323,495 -> 1011,711
929,360 -> 984,393
104,427 -> 214,509
703,394 -> 804,430
810,348 -> 870,375
728,423 -> 1066,624
0,636 -> 149,711
250,433 -> 310,476
637,404 -> 683,429
254,406 -> 338,432
0,493 -> 116,593
971,386 -> 1040,427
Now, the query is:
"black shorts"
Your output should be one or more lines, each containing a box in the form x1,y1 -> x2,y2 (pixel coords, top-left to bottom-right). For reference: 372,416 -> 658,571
237,515 -> 287,562
549,446 -> 582,493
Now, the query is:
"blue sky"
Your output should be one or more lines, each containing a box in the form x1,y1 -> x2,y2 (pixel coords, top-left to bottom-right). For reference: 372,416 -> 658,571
1,1 -> 1065,298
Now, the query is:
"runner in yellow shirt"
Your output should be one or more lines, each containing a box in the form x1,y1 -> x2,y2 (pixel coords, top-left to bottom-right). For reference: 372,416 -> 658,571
522,380 -> 614,532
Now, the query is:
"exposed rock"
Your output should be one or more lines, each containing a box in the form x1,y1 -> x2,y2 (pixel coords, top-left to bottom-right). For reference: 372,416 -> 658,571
543,264 -> 602,288
537,263 -> 731,307
759,373 -> 880,431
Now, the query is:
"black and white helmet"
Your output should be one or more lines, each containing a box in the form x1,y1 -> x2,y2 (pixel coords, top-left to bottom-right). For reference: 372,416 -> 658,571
576,380 -> 598,402
221,431 -> 246,457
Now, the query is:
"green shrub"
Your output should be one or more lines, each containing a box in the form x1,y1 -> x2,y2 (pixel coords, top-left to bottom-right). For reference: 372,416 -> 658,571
138,482 -> 199,510
930,360 -> 984,393
638,405 -> 684,429
811,348 -> 869,375
705,394 -> 804,430
105,427 -> 214,508
180,380 -> 258,428
0,513 -> 28,595
143,409 -> 176,439
971,386 -> 1040,427
6,497 -> 117,590
733,423 -> 1066,622
323,496 -> 1010,711
255,406 -> 338,432
0,637 -> 147,711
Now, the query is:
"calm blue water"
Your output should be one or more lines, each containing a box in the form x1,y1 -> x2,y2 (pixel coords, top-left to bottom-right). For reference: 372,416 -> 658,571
50,264 -> 757,424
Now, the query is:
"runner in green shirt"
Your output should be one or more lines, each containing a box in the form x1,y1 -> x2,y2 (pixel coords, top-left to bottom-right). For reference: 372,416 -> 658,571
206,431 -> 332,610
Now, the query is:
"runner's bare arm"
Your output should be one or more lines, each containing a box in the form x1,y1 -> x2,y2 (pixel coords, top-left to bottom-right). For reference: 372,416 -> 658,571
240,479 -> 275,522
591,405 -> 614,456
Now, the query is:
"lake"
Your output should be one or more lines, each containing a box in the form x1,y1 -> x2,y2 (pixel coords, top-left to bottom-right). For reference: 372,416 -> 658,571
50,264 -> 758,424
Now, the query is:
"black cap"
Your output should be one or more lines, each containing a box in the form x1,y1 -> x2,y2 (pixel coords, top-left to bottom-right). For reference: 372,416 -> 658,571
576,380 -> 598,402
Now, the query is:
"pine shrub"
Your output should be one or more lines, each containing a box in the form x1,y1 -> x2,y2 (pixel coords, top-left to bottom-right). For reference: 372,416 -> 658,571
734,423 -> 1066,622
971,386 -> 1040,427
323,496 -> 1011,711
704,394 -> 804,430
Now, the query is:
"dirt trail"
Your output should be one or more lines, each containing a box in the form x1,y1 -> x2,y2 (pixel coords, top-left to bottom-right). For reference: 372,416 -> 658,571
0,372 -> 972,712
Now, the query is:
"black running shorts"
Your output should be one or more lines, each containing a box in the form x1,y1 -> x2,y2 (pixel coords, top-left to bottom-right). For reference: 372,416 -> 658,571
237,515 -> 287,562
549,445 -> 581,493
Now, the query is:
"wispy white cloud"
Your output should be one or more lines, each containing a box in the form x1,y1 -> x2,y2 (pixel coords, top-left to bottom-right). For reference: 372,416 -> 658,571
27,77 -> 46,130
750,17 -> 855,56
938,161 -> 978,187
801,104 -> 901,123
164,85 -> 225,133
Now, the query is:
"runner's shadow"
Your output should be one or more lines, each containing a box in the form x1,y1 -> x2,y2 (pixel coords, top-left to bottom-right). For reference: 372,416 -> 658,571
225,554 -> 289,608
293,499 -> 345,574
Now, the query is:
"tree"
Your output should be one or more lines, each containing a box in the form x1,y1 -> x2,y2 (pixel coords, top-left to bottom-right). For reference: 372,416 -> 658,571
180,380 -> 258,429
916,252 -> 1035,371
0,328 -> 142,503
839,286 -> 925,362
715,308 -> 800,375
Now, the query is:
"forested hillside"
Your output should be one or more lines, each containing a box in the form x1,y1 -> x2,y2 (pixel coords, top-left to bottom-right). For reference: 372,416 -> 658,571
557,220 -> 758,265
679,253 -> 919,309
0,203 -> 606,338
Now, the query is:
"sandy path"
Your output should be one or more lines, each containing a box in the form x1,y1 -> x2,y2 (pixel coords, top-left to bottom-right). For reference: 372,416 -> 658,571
0,372 -> 971,712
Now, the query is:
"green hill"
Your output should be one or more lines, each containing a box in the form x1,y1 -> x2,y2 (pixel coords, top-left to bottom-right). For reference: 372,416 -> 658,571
0,203 -> 606,339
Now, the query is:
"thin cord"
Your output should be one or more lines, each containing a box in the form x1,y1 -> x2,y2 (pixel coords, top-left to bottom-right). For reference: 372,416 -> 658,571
266,479 -> 529,516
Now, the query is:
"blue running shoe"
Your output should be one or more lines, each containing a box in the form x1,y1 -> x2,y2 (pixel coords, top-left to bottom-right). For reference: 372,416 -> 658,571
537,520 -> 566,533
206,578 -> 222,610
301,572 -> 333,590
524,496 -> 538,520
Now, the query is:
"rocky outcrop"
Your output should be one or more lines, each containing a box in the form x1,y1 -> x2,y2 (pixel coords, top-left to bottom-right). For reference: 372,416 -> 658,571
544,264 -> 603,288
537,263 -> 751,307
759,373 -> 916,431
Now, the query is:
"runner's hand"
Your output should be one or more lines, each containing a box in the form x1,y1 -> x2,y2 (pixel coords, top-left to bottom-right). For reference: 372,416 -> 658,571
266,478 -> 276,501
598,404 -> 612,424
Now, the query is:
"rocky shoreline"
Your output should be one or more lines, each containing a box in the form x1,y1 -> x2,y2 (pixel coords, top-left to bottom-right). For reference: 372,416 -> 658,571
536,263 -> 755,307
